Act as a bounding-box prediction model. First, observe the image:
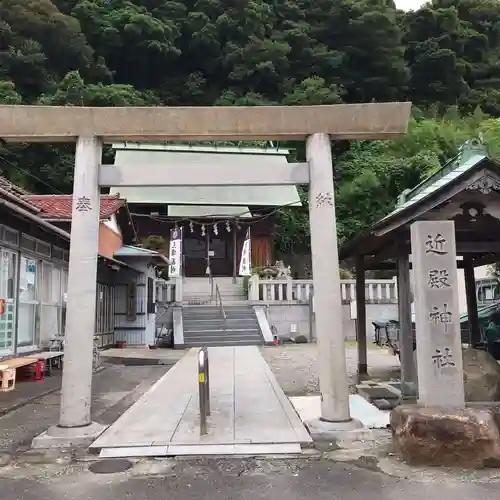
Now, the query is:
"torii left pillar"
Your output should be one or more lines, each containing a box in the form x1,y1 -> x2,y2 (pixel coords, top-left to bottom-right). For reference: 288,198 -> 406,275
32,136 -> 107,448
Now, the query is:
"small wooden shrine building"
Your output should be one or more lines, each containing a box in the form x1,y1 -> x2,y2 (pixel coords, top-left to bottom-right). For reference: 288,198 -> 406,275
108,143 -> 302,278
339,138 -> 500,387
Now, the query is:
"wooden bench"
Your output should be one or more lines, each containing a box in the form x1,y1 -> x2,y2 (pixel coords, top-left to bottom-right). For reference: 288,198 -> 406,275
0,357 -> 37,370
26,351 -> 64,376
0,357 -> 38,390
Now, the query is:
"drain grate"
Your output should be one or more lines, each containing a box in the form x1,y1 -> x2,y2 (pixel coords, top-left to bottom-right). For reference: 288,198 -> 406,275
89,459 -> 133,474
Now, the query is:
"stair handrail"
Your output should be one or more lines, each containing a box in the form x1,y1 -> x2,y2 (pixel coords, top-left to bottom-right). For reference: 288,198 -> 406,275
215,284 -> 227,320
208,266 -> 214,301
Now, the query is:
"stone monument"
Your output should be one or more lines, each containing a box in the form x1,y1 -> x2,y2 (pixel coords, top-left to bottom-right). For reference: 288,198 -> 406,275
410,220 -> 465,407
392,221 -> 500,467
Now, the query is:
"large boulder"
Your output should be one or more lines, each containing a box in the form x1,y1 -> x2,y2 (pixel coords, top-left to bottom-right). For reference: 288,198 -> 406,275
463,348 -> 500,402
391,405 -> 500,467
413,348 -> 500,402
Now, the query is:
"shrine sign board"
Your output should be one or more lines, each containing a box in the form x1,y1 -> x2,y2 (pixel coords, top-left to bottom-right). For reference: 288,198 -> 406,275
411,220 -> 465,408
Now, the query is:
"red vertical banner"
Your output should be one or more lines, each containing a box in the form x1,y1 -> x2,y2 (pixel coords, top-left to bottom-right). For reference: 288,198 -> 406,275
0,299 -> 5,316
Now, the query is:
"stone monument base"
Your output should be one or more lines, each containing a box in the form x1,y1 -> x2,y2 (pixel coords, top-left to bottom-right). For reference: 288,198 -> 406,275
391,404 -> 500,468
305,418 -> 370,449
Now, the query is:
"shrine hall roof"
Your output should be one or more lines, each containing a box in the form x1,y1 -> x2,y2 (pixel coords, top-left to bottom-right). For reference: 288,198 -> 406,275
380,139 -> 489,222
108,143 -> 302,207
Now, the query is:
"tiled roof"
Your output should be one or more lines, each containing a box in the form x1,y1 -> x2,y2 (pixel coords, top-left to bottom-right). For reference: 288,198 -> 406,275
22,194 -> 125,220
379,139 -> 490,224
0,176 -> 33,196
0,176 -> 41,212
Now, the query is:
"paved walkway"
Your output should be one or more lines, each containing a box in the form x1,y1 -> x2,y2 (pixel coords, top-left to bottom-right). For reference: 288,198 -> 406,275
0,372 -> 62,417
91,346 -> 312,457
101,347 -> 185,366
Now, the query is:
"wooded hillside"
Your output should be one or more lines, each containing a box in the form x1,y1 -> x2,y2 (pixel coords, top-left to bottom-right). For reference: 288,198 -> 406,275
1,0 -> 500,250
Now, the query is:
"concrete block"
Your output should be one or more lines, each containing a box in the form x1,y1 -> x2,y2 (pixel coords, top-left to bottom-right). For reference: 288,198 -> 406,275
32,422 -> 107,449
305,418 -> 372,448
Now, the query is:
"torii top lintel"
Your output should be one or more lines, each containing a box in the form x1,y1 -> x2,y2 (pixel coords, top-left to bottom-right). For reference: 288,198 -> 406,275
0,102 -> 411,142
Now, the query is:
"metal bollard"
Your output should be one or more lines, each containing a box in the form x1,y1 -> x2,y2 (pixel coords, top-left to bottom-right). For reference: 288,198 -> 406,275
198,347 -> 210,435
205,348 -> 210,416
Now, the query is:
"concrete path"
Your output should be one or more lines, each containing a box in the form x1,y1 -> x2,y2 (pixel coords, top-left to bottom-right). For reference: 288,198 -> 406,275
101,347 -> 185,366
91,346 -> 312,458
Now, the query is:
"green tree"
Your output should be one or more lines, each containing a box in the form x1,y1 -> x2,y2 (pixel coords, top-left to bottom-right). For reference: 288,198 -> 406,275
0,0 -> 98,100
69,0 -> 182,89
403,0 -> 500,114
334,141 -> 441,244
38,70 -> 160,105
3,0 -> 500,254
0,80 -> 22,104
403,6 -> 471,107
306,0 -> 408,102
282,77 -> 344,105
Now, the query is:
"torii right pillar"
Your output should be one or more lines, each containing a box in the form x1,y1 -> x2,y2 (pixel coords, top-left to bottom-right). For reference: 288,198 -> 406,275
307,133 -> 351,422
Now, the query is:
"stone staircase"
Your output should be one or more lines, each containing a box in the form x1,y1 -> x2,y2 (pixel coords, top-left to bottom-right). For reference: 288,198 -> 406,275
182,303 -> 264,347
183,277 -> 246,304
181,277 -> 263,347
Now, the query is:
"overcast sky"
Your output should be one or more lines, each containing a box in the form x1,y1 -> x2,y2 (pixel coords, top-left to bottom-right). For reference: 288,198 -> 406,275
394,0 -> 427,10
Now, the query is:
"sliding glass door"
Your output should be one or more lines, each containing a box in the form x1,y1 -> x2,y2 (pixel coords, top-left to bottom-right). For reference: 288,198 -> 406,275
0,249 -> 17,357
39,262 -> 64,345
17,256 -> 38,348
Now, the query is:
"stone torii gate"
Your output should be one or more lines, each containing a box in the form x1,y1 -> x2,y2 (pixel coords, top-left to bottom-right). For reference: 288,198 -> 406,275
0,103 -> 411,446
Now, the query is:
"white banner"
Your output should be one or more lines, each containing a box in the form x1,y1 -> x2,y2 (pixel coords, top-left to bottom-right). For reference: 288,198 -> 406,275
168,227 -> 183,277
239,228 -> 251,276
349,300 -> 357,320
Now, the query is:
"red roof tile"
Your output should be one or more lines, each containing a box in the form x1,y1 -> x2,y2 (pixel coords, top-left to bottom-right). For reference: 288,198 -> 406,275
0,176 -> 41,212
0,176 -> 33,196
22,194 -> 125,220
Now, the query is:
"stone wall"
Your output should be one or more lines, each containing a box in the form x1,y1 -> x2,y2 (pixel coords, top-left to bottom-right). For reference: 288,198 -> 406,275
265,302 -> 399,341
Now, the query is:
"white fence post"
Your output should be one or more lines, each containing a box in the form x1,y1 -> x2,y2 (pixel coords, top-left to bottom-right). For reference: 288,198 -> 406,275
250,278 -> 398,304
175,277 -> 183,303
249,274 -> 260,301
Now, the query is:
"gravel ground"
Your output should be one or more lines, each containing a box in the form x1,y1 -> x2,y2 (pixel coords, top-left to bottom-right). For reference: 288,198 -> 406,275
0,364 -> 170,453
2,456 -> 500,499
261,343 -> 401,396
